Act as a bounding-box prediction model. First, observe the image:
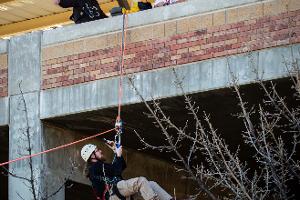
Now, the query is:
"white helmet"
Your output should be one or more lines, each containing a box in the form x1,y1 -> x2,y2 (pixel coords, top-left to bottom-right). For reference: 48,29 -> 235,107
81,144 -> 97,162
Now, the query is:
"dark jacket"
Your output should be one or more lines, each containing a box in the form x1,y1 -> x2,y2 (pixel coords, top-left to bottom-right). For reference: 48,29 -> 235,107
59,0 -> 107,24
89,156 -> 127,198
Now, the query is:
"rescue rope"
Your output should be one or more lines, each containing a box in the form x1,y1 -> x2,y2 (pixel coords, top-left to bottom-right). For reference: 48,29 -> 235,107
0,11 -> 129,169
114,13 -> 128,148
0,128 -> 115,167
117,13 -> 128,121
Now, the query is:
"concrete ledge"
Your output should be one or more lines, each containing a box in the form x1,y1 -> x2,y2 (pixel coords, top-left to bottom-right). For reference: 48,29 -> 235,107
0,39 -> 7,54
40,44 -> 300,119
42,0 -> 268,46
0,97 -> 9,126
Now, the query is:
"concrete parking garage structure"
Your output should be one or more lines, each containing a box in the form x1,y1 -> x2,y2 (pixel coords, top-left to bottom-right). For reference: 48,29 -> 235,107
0,0 -> 300,199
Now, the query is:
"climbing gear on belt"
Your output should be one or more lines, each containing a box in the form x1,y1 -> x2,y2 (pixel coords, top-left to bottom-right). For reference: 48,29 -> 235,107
115,118 -> 123,148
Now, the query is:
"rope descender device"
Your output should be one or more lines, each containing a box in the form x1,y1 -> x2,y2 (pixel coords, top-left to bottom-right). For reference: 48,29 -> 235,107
115,117 -> 123,148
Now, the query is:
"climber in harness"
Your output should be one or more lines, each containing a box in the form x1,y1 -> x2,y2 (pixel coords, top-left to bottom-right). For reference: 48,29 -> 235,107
81,122 -> 174,200
53,0 -> 108,24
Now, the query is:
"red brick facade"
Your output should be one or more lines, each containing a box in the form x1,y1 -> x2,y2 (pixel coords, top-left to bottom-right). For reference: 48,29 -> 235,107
41,9 -> 300,90
0,54 -> 8,97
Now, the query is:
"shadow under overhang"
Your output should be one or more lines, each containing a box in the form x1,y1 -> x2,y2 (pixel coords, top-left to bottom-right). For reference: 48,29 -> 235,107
43,77 -> 298,163
0,125 -> 9,200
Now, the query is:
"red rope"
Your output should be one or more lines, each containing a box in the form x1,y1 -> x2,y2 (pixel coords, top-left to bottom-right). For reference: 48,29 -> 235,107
0,11 -> 129,169
117,13 -> 128,121
0,128 -> 115,167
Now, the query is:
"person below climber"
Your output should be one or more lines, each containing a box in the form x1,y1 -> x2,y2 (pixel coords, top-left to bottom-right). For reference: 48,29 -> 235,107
81,142 -> 174,200
53,0 -> 107,24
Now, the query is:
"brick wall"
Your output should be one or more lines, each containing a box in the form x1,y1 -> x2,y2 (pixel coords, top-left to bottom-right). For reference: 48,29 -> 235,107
42,0 -> 300,90
0,54 -> 8,97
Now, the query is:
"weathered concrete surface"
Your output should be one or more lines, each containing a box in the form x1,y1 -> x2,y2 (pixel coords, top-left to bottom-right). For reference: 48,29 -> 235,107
0,39 -> 7,54
40,44 -> 300,119
0,97 -> 8,126
42,0 -> 267,46
8,32 -> 43,200
8,32 -> 41,96
9,92 -> 42,200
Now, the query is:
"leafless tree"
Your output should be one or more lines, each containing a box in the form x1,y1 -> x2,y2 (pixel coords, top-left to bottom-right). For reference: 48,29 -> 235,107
127,47 -> 300,199
229,47 -> 300,199
1,82 -> 77,200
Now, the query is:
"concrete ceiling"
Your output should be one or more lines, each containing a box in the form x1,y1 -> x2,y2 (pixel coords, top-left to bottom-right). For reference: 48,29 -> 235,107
0,0 -> 67,25
0,0 -> 155,38
0,0 -> 72,36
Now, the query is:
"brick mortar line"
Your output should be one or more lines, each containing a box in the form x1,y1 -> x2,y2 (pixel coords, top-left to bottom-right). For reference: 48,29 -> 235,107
0,0 -> 297,96
0,53 -> 8,97
43,8 -> 300,62
41,9 -> 300,90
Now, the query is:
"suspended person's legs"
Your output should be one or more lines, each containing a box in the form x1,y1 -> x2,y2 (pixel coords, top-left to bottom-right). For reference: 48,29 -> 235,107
149,181 -> 172,200
116,177 -> 159,200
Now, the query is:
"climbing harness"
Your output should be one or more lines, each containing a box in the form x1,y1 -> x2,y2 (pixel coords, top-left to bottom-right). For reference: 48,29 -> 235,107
100,162 -> 125,200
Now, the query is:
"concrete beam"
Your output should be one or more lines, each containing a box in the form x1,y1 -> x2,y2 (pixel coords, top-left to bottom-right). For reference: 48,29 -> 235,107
42,0 -> 269,46
0,97 -> 8,126
9,92 -> 43,200
40,44 -> 300,119
0,39 -> 7,54
8,32 -> 41,95
8,32 -> 44,200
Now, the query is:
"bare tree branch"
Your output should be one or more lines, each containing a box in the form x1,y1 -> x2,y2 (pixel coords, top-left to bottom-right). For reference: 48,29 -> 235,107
128,51 -> 300,199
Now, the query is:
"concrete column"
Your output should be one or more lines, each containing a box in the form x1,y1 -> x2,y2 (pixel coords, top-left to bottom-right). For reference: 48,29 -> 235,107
7,32 -> 64,200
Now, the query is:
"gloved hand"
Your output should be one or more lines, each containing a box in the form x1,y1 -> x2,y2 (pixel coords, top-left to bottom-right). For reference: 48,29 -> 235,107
115,146 -> 123,157
103,139 -> 116,152
115,119 -> 123,131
